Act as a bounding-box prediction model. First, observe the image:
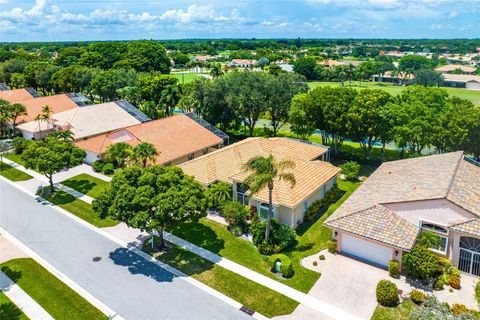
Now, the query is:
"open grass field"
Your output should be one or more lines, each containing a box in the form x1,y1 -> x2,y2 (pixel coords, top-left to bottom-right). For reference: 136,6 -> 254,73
170,179 -> 360,293
0,258 -> 107,320
0,291 -> 30,320
169,73 -> 205,84
0,162 -> 33,181
307,81 -> 480,106
144,242 -> 298,318
61,173 -> 108,198
42,189 -> 118,227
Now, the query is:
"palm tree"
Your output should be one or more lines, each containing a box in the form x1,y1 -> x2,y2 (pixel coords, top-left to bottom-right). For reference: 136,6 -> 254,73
105,142 -> 133,168
9,103 -> 27,137
206,182 -> 232,208
49,129 -> 74,142
242,155 -> 296,240
160,85 -> 181,116
210,64 -> 224,79
35,105 -> 52,132
0,98 -> 12,137
133,142 -> 158,167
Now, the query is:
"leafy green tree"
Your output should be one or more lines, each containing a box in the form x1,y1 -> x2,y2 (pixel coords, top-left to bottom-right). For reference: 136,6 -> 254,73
170,52 -> 190,66
293,57 -> 317,80
78,51 -> 107,68
92,165 -> 207,249
398,55 -> 432,73
22,136 -> 86,192
402,245 -> 439,280
132,142 -> 158,167
0,58 -> 29,84
267,64 -> 283,76
10,73 -> 27,89
205,182 -> 232,208
265,73 -> 308,136
413,69 -> 444,87
116,86 -> 143,107
23,61 -> 59,94
243,155 -> 296,240
51,66 -> 96,93
210,64 -> 223,79
340,161 -> 360,181
88,42 -> 127,69
116,40 -> 170,73
90,68 -> 137,102
346,89 -> 391,158
288,93 -> 316,140
104,142 -> 133,168
221,201 -> 248,227
137,73 -> 178,118
55,47 -> 86,67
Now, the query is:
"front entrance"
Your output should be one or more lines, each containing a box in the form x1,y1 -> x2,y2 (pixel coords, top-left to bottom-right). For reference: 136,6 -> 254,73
459,236 -> 480,276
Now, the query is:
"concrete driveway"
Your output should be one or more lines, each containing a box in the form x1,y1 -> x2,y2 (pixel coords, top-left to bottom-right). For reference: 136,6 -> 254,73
307,254 -> 387,320
0,179 -> 250,320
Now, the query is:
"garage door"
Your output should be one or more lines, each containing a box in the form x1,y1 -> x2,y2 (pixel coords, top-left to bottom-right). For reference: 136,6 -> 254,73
341,233 -> 392,267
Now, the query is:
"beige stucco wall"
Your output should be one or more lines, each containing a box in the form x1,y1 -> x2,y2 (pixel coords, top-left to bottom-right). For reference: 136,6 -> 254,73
166,146 -> 218,166
385,199 -> 475,228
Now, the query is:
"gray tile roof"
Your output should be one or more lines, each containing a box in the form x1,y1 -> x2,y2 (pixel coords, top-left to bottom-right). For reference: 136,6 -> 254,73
447,160 -> 480,216
325,205 -> 420,251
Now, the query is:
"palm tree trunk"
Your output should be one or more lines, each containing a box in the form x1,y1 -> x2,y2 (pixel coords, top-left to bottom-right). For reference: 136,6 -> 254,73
265,184 -> 273,241
157,228 -> 165,250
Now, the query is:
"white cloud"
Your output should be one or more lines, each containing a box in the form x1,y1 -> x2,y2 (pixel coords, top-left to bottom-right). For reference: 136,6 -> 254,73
448,10 -> 459,19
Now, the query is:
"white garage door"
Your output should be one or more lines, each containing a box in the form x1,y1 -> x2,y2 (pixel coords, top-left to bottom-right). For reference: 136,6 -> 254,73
341,233 -> 392,267
466,81 -> 480,91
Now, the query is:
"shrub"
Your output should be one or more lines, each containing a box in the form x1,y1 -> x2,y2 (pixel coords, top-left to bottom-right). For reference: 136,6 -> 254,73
221,201 -> 249,227
304,199 -> 323,221
313,261 -> 318,266
282,260 -> 294,278
410,289 -> 427,305
450,304 -> 468,315
402,245 -> 439,280
340,161 -> 360,181
251,219 -> 296,254
388,260 -> 400,279
12,137 -> 29,154
326,240 -> 337,254
450,275 -> 461,289
268,254 -> 291,272
433,277 -> 444,291
102,163 -> 115,175
376,280 -> 399,307
409,296 -> 476,320
303,186 -> 342,221
92,160 -> 105,172
229,225 -> 243,237
319,255 -> 325,260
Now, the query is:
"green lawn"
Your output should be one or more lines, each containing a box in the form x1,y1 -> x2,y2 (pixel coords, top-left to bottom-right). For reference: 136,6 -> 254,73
61,173 -> 108,198
307,81 -> 480,106
170,179 -> 361,293
169,73 -> 205,84
4,153 -> 27,167
42,189 -> 119,227
371,300 -> 417,320
0,162 -> 33,181
0,291 -> 30,320
0,258 -> 107,320
145,241 -> 298,318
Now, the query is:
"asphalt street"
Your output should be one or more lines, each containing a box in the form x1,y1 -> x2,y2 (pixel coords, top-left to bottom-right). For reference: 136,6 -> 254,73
0,179 -> 251,320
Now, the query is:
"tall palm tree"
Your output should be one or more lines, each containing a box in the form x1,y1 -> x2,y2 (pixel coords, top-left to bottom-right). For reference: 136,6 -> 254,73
35,105 -> 52,132
0,98 -> 12,137
210,64 -> 223,79
105,142 -> 133,168
49,129 -> 74,142
133,142 -> 158,167
242,155 -> 296,240
9,103 -> 27,137
160,85 -> 181,116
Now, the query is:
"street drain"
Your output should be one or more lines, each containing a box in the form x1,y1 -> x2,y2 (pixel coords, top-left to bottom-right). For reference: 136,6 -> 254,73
92,256 -> 102,262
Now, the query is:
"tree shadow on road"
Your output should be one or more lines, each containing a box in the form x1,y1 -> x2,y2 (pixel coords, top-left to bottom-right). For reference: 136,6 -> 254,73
109,248 -> 176,283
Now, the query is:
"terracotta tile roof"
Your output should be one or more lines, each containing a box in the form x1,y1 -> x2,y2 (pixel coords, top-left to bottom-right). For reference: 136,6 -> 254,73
325,152 -> 480,249
450,219 -> 480,237
435,65 -> 476,73
17,102 -> 141,139
76,114 -> 223,164
230,59 -> 257,65
13,94 -> 80,123
447,160 -> 480,216
326,205 -> 420,250
180,137 -> 336,208
179,137 -> 329,185
0,88 -> 35,103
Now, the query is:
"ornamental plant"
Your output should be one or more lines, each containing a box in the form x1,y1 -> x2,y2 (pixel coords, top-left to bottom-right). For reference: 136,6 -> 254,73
376,280 -> 399,307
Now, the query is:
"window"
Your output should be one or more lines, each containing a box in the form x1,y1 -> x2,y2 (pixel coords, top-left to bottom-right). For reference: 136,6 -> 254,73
303,201 -> 308,212
420,221 -> 449,254
322,184 -> 327,196
164,161 -> 172,167
236,184 -> 249,205
202,148 -> 209,155
188,153 -> 194,160
258,203 -> 275,219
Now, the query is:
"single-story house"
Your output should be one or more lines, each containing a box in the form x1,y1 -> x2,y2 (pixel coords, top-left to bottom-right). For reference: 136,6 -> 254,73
435,65 -> 477,74
76,113 -> 224,165
17,101 -> 146,140
180,137 -> 339,228
324,151 -> 480,276
193,55 -> 214,62
317,59 -> 345,68
228,59 -> 257,67
442,74 -> 480,91
0,87 -> 39,103
372,71 -> 414,84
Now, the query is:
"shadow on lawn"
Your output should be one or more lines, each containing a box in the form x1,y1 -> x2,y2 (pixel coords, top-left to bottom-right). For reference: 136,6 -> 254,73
0,300 -> 26,320
62,179 -> 98,195
170,221 -> 225,254
109,247 -> 176,283
1,267 -> 22,283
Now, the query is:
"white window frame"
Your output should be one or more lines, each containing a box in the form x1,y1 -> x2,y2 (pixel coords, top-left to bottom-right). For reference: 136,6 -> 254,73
258,202 -> 275,220
420,220 -> 449,254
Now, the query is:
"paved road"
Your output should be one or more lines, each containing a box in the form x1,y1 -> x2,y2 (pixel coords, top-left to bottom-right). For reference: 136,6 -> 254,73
0,180 -> 251,320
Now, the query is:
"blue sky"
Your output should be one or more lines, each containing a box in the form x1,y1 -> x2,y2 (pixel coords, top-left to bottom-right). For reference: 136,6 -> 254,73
1,0 -> 479,42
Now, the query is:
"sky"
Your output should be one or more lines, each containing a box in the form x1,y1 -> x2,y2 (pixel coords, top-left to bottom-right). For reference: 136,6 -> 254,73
0,0 -> 479,42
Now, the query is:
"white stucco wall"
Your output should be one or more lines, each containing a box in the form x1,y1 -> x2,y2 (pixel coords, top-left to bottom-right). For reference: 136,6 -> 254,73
84,151 -> 100,164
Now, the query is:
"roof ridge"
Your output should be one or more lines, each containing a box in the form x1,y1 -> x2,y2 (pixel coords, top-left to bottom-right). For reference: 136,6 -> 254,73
325,204 -> 384,224
448,217 -> 478,227
445,151 -> 464,197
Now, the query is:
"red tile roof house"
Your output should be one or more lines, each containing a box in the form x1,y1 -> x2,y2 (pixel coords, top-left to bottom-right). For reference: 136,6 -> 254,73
227,59 -> 258,67
324,152 -> 480,276
76,114 -> 224,166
